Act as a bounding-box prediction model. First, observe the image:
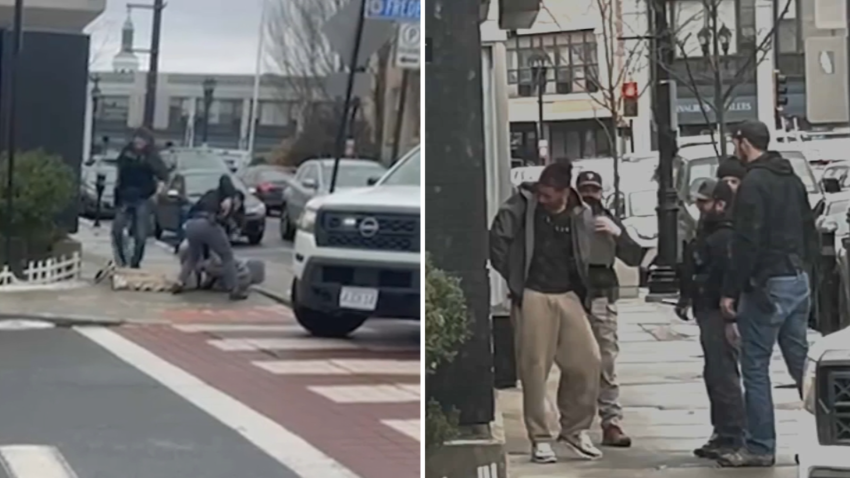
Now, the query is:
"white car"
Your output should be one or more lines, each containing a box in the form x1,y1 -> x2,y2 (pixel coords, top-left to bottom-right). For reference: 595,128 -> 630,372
798,326 -> 850,477
290,146 -> 421,337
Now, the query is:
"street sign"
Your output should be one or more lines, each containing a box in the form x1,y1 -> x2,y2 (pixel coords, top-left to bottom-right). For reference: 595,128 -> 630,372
365,0 -> 420,21
395,23 -> 420,69
322,0 -> 395,68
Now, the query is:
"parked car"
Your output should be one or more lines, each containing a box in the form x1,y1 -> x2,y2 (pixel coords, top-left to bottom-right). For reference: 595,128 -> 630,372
161,148 -> 231,174
79,160 -> 118,219
153,168 -> 267,245
280,158 -> 388,240
239,165 -> 294,214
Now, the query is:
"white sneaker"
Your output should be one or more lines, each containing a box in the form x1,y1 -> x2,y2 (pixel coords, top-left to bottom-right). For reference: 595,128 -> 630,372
531,442 -> 557,463
558,431 -> 603,460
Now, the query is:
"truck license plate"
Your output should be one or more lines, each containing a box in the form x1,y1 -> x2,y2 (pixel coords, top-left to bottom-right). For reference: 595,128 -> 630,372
339,287 -> 379,311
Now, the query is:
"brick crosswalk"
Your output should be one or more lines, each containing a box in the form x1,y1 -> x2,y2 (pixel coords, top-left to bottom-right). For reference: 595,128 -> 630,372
118,320 -> 420,478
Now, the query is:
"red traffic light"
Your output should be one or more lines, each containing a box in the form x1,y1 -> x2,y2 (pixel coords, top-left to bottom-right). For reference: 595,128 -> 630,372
622,81 -> 638,99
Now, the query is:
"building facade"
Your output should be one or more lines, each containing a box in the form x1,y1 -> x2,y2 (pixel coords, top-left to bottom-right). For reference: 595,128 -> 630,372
505,0 -> 806,159
88,71 -> 307,154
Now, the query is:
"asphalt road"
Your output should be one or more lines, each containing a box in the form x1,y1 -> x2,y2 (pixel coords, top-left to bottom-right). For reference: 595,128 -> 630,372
0,326 -> 300,478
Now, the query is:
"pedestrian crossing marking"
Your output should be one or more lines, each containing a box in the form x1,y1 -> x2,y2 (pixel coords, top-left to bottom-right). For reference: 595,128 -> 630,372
308,384 -> 420,403
0,445 -> 78,478
253,359 -> 421,375
208,338 -> 360,351
174,324 -> 302,333
381,419 -> 420,441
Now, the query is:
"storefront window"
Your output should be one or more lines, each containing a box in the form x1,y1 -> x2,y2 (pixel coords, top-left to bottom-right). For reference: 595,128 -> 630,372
507,31 -> 598,96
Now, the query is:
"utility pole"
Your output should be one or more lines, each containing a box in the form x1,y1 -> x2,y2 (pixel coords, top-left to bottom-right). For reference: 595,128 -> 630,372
647,0 -> 680,299
128,0 -> 165,129
3,0 -> 23,267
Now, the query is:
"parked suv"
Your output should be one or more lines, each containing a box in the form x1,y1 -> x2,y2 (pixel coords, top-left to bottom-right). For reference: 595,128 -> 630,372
291,146 -> 421,337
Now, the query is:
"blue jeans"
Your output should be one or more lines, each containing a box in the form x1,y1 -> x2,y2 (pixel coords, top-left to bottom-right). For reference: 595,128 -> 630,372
111,198 -> 151,268
738,272 -> 810,455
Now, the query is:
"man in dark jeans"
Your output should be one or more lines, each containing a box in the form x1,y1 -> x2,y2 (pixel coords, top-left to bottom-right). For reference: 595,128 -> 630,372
678,179 -> 745,459
718,121 -> 818,467
112,128 -> 168,268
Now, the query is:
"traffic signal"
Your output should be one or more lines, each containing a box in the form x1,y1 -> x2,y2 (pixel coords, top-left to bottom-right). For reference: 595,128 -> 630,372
622,81 -> 638,118
774,70 -> 788,110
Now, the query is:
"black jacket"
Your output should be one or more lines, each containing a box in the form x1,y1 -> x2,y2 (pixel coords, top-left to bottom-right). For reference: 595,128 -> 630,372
189,175 -> 240,225
721,151 -> 817,298
681,213 -> 734,310
114,145 -> 168,204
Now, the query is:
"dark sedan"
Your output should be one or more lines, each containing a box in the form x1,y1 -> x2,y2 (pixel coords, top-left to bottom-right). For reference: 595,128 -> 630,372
239,165 -> 294,214
153,169 -> 267,245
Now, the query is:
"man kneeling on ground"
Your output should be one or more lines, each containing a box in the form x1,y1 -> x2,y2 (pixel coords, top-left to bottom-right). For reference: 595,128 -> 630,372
489,162 -> 602,464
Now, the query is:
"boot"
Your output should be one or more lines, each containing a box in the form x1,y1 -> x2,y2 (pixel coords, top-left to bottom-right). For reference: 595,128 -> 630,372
601,424 -> 632,448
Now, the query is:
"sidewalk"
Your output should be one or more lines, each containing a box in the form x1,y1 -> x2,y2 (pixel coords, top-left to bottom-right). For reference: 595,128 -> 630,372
0,225 -> 292,325
500,299 -> 817,478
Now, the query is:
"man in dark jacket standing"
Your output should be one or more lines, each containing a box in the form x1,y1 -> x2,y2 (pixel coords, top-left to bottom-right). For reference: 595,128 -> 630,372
575,171 -> 643,447
679,178 -> 745,459
718,120 -> 818,467
489,162 -> 602,463
112,128 -> 168,268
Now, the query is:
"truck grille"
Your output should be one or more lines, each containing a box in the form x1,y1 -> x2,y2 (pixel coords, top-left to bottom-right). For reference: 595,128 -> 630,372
316,211 -> 419,253
816,365 -> 850,446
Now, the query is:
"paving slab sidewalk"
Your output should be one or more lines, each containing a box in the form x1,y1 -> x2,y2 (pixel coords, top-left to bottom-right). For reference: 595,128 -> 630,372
0,228 -> 291,325
501,298 -> 818,478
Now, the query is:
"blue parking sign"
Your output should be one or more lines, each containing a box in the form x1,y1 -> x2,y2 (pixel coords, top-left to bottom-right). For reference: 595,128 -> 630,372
365,0 -> 420,21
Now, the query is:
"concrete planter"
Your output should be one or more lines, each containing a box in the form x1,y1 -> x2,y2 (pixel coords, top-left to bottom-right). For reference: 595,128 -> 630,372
426,437 -> 507,478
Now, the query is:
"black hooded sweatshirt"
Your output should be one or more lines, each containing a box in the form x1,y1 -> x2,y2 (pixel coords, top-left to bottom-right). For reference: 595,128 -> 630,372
190,174 -> 239,221
721,151 -> 817,299
114,129 -> 168,204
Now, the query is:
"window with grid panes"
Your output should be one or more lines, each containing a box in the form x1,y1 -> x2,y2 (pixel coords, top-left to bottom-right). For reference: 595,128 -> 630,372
506,31 -> 598,97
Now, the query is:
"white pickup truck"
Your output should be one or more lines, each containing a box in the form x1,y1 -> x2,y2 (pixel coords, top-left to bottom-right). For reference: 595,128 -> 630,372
290,146 -> 421,337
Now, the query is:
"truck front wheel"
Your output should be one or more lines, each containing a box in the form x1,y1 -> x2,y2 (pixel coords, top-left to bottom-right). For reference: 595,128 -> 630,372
292,280 -> 368,337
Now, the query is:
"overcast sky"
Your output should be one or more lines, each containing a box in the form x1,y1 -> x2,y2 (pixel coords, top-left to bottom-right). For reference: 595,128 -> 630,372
87,0 -> 265,74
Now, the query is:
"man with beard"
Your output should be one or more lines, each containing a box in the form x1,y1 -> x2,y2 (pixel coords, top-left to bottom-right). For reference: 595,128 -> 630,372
489,162 -> 602,463
716,157 -> 747,193
575,171 -> 643,447
678,178 -> 745,459
718,120 -> 817,467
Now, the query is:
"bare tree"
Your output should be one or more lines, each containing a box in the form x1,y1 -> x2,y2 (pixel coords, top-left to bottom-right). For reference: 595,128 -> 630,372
86,16 -> 119,69
666,0 -> 794,158
585,0 -> 652,215
265,0 -> 393,164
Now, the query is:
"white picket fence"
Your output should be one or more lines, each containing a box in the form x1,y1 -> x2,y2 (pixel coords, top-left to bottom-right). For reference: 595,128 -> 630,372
0,252 -> 82,287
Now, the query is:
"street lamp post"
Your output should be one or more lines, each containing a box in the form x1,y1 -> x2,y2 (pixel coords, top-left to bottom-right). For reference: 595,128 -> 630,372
530,55 -> 547,163
697,22 -> 732,157
201,78 -> 216,145
90,75 -> 101,160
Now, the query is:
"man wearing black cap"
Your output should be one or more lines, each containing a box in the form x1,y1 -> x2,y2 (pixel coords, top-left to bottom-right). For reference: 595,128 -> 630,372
716,156 -> 747,193
717,120 -> 818,467
575,171 -> 643,448
678,178 -> 745,459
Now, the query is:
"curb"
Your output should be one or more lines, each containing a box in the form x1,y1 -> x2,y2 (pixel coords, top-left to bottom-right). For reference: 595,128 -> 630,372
0,312 -> 125,328
252,285 -> 292,307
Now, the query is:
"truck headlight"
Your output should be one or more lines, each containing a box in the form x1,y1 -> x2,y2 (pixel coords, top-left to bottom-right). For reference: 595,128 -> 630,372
298,208 -> 318,233
802,356 -> 818,414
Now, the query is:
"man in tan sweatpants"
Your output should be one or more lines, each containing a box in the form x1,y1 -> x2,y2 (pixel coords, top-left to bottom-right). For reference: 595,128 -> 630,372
490,162 -> 602,464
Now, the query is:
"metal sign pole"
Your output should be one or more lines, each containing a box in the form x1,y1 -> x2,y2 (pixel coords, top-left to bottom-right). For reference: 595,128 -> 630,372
329,0 -> 367,193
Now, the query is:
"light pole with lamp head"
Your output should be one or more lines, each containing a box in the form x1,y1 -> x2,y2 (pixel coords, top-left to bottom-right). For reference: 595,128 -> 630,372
529,53 -> 548,164
697,22 -> 732,157
90,75 -> 102,160
201,78 -> 216,145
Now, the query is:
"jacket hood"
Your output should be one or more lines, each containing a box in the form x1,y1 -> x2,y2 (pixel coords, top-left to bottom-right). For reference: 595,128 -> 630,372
217,174 -> 237,198
747,151 -> 793,175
